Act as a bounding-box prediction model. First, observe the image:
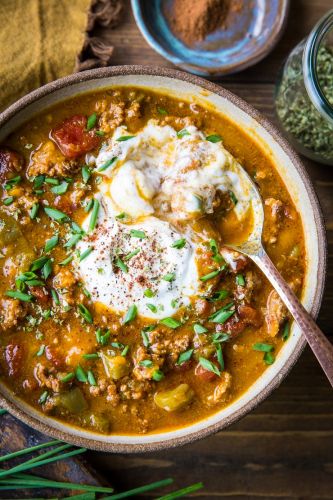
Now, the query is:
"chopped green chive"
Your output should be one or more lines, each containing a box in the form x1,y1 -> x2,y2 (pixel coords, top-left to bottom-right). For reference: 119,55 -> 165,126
59,254 -> 73,266
141,330 -> 150,347
82,354 -> 98,362
116,135 -> 135,141
45,177 -> 59,185
86,113 -> 97,130
130,229 -> 146,239
36,345 -> 45,357
160,317 -> 181,329
44,206 -> 69,222
282,321 -> 290,341
5,290 -> 33,302
252,343 -> 274,353
88,199 -> 100,232
199,357 -> 220,376
124,248 -> 140,260
123,304 -> 138,324
115,212 -> 128,221
64,233 -> 82,248
78,304 -> 93,324
44,234 -> 59,253
177,129 -> 190,138
147,303 -> 157,313
82,166 -> 91,184
264,352 -> 276,365
4,175 -> 21,190
200,269 -> 221,281
61,372 -> 75,383
42,259 -> 53,280
177,349 -> 193,365
171,238 -> 186,249
97,156 -> 117,172
79,247 -> 93,261
152,369 -> 164,381
30,256 -> 49,271
229,190 -> 238,205
96,328 -> 110,346
144,288 -> 155,298
95,129 -> 105,136
87,370 -> 97,386
71,221 -> 84,235
121,345 -> 129,357
206,134 -> 222,143
115,257 -> 128,273
33,175 -> 45,189
51,181 -> 69,195
206,290 -> 229,302
140,360 -> 153,367
76,365 -> 88,383
84,198 -> 94,212
216,343 -> 224,371
157,107 -> 168,115
193,323 -> 208,334
236,274 -> 245,286
51,288 -> 60,305
38,390 -> 49,405
212,332 -> 230,343
30,202 -> 39,220
209,304 -> 235,324
3,196 -> 14,206
163,272 -> 176,282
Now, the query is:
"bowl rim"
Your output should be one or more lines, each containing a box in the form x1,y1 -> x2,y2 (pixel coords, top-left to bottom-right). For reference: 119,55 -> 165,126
130,0 -> 290,77
0,65 -> 327,453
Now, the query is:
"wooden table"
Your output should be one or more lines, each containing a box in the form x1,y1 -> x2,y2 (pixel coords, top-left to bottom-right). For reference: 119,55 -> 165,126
86,1 -> 333,498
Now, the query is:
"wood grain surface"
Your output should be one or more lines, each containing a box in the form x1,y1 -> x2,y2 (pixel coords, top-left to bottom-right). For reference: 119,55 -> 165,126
87,1 -> 333,499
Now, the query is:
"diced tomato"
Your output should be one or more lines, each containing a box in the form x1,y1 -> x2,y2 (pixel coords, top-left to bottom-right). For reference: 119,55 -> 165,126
0,148 -> 23,182
45,346 -> 65,369
50,115 -> 100,159
29,286 -> 50,304
195,361 -> 219,381
5,344 -> 24,377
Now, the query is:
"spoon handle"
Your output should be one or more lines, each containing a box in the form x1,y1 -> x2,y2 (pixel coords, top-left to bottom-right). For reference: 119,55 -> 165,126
253,250 -> 333,387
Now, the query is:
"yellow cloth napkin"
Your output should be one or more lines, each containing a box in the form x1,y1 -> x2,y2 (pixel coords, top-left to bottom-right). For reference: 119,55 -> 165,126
0,0 -> 91,111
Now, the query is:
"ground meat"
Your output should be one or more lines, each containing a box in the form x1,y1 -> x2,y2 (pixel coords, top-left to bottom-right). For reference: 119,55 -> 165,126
194,298 -> 213,317
235,270 -> 262,302
0,299 -> 27,331
5,344 -> 24,377
119,377 -> 151,400
149,330 -> 191,365
265,290 -> 287,336
0,148 -> 23,182
33,363 -> 61,392
28,141 -> 78,178
106,381 -> 121,406
162,115 -> 200,129
125,101 -> 141,120
96,100 -> 125,133
53,268 -> 77,290
3,186 -> 38,224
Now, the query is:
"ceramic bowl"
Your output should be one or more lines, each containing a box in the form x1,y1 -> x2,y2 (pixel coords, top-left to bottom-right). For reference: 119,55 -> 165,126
131,0 -> 290,76
0,66 -> 326,452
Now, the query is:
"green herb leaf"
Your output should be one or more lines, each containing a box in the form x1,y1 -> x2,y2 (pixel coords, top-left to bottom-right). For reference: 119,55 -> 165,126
64,233 -> 82,248
130,229 -> 146,239
82,353 -> 99,360
51,288 -> 60,305
84,198 -> 94,212
206,134 -> 222,143
124,248 -> 140,260
152,369 -> 164,381
229,190 -> 238,205
236,274 -> 245,286
171,238 -> 186,249
199,357 -> 220,376
193,323 -> 208,334
33,175 -> 45,189
82,166 -> 91,184
206,290 -> 229,302
4,175 -> 21,190
38,390 -> 49,405
264,352 -> 276,365
116,135 -> 135,141
45,177 -> 59,185
42,259 -> 53,280
252,343 -> 274,353
209,305 -> 235,324
59,254 -> 73,266
78,304 -> 93,324
177,349 -> 193,365
121,345 -> 129,356
36,345 -> 45,356
5,290 -> 33,302
160,317 -> 181,329
282,321 -> 290,341
140,359 -> 153,367
115,212 -> 128,221
44,234 -> 59,253
141,330 -> 150,347
44,206 -> 69,222
87,370 -> 97,386
97,156 -> 117,172
123,304 -> 138,324
88,198 -> 100,232
96,328 -> 110,346
86,113 -> 97,130
30,256 -> 49,271
95,129 -> 105,136
157,107 -> 168,115
212,332 -> 230,343
147,303 -> 157,313
216,343 -> 224,370
144,288 -> 155,298
3,196 -> 14,206
61,372 -> 75,383
76,365 -> 88,383
200,269 -> 221,281
51,181 -> 69,195
163,272 -> 176,282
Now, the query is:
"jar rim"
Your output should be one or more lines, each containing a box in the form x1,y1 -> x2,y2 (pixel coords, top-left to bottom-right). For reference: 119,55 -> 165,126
303,9 -> 333,126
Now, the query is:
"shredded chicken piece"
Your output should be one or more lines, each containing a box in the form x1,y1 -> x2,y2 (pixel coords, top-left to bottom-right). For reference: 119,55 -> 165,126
265,290 -> 287,336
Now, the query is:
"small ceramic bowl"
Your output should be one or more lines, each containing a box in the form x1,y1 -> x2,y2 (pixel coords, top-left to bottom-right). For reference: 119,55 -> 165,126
0,66 -> 326,452
131,0 -> 290,76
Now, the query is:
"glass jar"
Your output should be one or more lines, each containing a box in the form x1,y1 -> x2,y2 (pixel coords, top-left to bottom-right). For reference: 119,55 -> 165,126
275,10 -> 333,165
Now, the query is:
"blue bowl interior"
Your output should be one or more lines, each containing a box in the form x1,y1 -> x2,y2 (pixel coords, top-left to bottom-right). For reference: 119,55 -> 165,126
132,0 -> 287,75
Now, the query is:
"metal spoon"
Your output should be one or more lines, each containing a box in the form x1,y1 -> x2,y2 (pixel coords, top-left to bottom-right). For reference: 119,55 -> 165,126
226,165 -> 333,387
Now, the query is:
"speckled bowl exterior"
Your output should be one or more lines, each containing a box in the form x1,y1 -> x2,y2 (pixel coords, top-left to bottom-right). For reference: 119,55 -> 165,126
131,0 -> 290,76
0,66 -> 327,453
